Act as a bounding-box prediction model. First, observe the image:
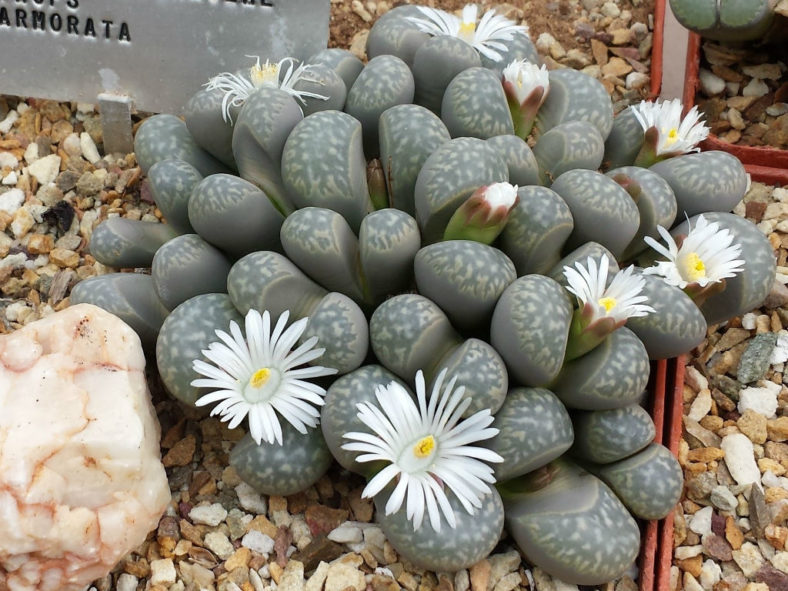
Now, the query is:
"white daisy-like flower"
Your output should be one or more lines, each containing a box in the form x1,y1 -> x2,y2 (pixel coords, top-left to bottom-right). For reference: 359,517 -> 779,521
631,98 -> 710,156
501,59 -> 550,106
643,215 -> 745,288
563,254 -> 655,325
481,181 -> 519,212
342,369 -> 503,532
191,309 -> 337,446
205,56 -> 328,123
407,4 -> 529,62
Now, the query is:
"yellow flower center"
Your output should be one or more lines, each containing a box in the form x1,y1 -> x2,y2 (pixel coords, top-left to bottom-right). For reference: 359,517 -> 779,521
250,61 -> 280,87
664,127 -> 679,147
598,296 -> 617,313
458,20 -> 476,42
413,435 -> 436,458
685,252 -> 706,281
250,368 -> 271,389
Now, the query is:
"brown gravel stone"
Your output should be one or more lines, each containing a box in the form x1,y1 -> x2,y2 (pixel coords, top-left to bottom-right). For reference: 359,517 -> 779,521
162,434 -> 196,468
248,515 -> 278,538
49,247 -> 80,268
739,410 -> 769,444
768,417 -> 788,442
726,516 -> 745,550
677,555 -> 703,577
687,447 -> 726,463
26,233 -> 54,255
305,505 -> 349,536
703,533 -> 734,561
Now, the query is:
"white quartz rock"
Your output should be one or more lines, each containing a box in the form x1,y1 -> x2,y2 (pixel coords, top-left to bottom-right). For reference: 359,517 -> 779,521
0,304 -> 170,591
721,433 -> 762,487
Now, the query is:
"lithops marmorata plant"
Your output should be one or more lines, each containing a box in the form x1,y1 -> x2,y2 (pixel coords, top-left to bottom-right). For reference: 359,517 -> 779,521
74,3 -> 779,583
670,0 -> 781,41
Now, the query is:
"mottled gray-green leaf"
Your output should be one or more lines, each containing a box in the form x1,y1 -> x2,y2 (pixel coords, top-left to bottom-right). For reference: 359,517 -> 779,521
156,293 -> 243,406
321,365 -> 406,473
441,67 -> 514,139
366,5 -> 430,66
304,292 -> 368,375
485,387 -> 573,481
183,86 -> 237,170
227,251 -> 326,320
414,137 -> 508,243
376,485 -> 504,572
307,48 -> 365,92
89,218 -> 177,268
414,240 -> 516,332
533,120 -> 605,185
607,166 -> 677,259
359,208 -> 421,303
552,327 -> 650,410
649,151 -> 748,218
292,64 -> 348,117
534,69 -> 614,140
571,404 -> 656,464
551,169 -> 640,259
152,234 -> 231,311
479,31 -> 540,73
134,114 -> 229,176
70,273 -> 169,350
603,107 -> 645,170
486,134 -> 541,187
627,274 -> 707,359
669,0 -> 774,41
232,86 -> 303,213
379,104 -> 450,215
501,186 -> 574,276
345,55 -> 415,157
188,173 -> 284,258
432,338 -> 508,416
548,242 -> 619,288
673,212 -> 777,325
282,110 -> 371,233
412,35 -> 482,114
490,275 -> 572,387
280,207 -> 364,303
148,159 -> 202,235
502,460 -> 640,585
591,443 -> 683,520
230,427 -> 332,496
370,294 -> 460,381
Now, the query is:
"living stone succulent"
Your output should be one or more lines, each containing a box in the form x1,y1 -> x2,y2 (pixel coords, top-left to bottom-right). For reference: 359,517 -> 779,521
76,2 -> 777,583
670,0 -> 780,41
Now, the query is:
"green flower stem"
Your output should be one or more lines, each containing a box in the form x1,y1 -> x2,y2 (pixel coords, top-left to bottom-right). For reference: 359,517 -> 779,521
367,159 -> 389,211
563,308 -> 616,362
506,89 -> 543,141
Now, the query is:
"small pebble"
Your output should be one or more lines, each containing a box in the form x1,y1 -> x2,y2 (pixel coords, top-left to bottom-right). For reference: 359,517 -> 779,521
203,531 -> 234,560
327,524 -> 363,544
742,78 -> 769,98
721,433 -> 762,487
242,530 -> 275,555
150,558 -> 177,586
710,486 -> 739,512
738,384 -> 779,418
27,154 -> 61,186
189,503 -> 228,527
80,132 -> 101,164
0,188 -> 24,214
689,506 -> 714,536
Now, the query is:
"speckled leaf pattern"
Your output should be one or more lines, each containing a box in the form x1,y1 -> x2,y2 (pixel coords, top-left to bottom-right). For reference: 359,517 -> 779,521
307,48 -> 365,92
70,273 -> 169,350
501,186 -> 574,276
155,293 -> 243,406
183,86 -> 237,170
147,158 -> 202,234
345,55 -> 415,156
669,0 -> 717,29
432,338 -> 508,416
592,443 -> 683,520
230,426 -> 332,496
152,234 -> 231,311
670,0 -> 774,40
321,365 -> 406,473
365,5 -> 430,66
303,292 -> 368,374
485,387 -> 573,481
359,208 -> 421,303
571,404 -> 656,464
133,113 -> 228,176
227,251 -> 326,320
533,121 -> 605,185
607,166 -> 677,259
370,294 -> 460,381
281,207 -> 365,303
551,169 -> 640,258
649,151 -> 748,218
674,212 -> 777,325
534,69 -> 614,140
282,110 -> 371,233
490,275 -> 572,387
547,242 -> 619,288
603,107 -> 645,170
89,218 -> 178,268
552,327 -> 650,410
232,87 -> 303,212
188,174 -> 284,258
627,274 -> 707,360
441,67 -> 514,139
376,486 -> 504,572
412,36 -> 482,115
479,32 -> 540,73
293,64 -> 348,117
486,134 -> 541,187
503,461 -> 641,586
414,137 -> 508,243
379,104 -> 450,215
414,240 -> 516,331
